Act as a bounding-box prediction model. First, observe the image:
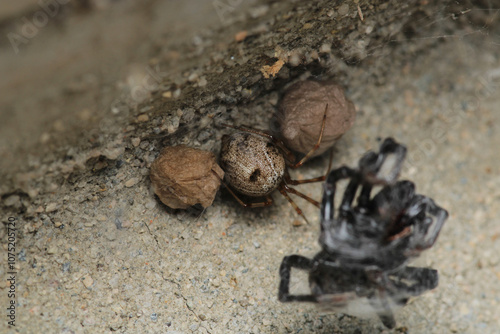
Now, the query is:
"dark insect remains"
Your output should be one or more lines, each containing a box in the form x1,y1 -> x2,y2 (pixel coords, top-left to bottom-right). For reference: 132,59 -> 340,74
278,137 -> 449,328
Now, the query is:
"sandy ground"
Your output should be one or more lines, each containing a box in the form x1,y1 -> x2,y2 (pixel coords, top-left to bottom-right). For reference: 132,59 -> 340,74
1,1 -> 500,333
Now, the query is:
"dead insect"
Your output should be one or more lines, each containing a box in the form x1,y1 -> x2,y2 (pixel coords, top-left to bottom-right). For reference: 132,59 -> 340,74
278,138 -> 448,328
219,106 -> 332,223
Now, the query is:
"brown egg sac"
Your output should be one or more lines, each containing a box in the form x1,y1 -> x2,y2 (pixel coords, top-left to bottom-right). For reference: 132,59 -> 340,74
275,80 -> 356,157
150,145 -> 224,209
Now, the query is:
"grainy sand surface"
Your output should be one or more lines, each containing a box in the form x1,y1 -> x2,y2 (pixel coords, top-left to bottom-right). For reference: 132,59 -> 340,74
1,1 -> 499,333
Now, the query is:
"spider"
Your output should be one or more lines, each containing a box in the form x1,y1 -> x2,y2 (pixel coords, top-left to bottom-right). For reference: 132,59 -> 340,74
218,106 -> 332,223
278,137 -> 449,328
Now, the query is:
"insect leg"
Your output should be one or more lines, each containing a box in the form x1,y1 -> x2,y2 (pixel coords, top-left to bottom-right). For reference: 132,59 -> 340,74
278,255 -> 317,302
359,138 -> 407,185
369,290 -> 396,329
406,195 -> 448,252
389,266 -> 439,297
322,166 -> 357,221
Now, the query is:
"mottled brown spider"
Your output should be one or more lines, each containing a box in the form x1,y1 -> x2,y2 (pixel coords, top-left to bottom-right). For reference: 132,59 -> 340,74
218,106 -> 331,223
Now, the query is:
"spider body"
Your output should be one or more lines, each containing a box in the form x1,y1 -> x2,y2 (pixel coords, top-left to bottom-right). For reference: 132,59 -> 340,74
220,132 -> 285,197
278,138 -> 448,328
219,106 -> 332,223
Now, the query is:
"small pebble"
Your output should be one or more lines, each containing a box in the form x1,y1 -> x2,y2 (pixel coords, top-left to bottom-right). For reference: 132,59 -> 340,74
302,22 -> 313,29
131,137 -> 141,147
235,30 -> 248,42
46,202 -> 59,212
82,275 -> 94,288
62,262 -> 71,273
338,3 -> 350,16
81,316 -> 96,326
102,147 -> 124,160
4,195 -> 21,207
320,43 -> 331,53
188,72 -> 198,82
197,130 -> 211,142
198,77 -> 207,87
114,218 -> 123,229
125,177 -> 140,188
137,114 -> 149,122
145,199 -> 157,210
167,117 -> 180,134
121,220 -> 133,228
18,249 -> 26,261
194,231 -> 203,240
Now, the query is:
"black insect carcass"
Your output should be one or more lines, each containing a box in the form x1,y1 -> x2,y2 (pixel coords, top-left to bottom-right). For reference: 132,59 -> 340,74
278,138 -> 448,328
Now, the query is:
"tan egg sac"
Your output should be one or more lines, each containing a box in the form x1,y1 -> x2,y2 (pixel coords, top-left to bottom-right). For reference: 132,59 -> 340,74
276,80 -> 356,157
150,145 -> 224,209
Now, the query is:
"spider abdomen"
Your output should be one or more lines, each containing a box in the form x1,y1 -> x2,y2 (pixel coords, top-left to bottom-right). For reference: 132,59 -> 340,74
220,133 -> 285,197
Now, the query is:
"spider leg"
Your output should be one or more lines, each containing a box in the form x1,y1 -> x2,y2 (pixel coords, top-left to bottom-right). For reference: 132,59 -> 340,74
348,140 -> 405,212
373,301 -> 396,329
368,284 -> 396,329
369,180 -> 416,240
388,266 -> 439,298
288,104 -> 328,169
281,183 -> 321,208
322,166 -> 358,221
326,147 -> 334,174
356,183 -> 373,209
359,137 -> 407,185
278,255 -> 317,302
283,169 -> 326,186
220,123 -> 272,138
340,178 -> 360,212
213,170 -> 274,208
406,195 -> 448,253
282,149 -> 332,196
341,138 -> 406,213
229,188 -> 274,208
277,186 -> 313,224
277,171 -> 324,224
319,167 -> 358,249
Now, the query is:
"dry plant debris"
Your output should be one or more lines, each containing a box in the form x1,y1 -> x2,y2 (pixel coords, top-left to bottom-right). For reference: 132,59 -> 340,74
260,59 -> 285,78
